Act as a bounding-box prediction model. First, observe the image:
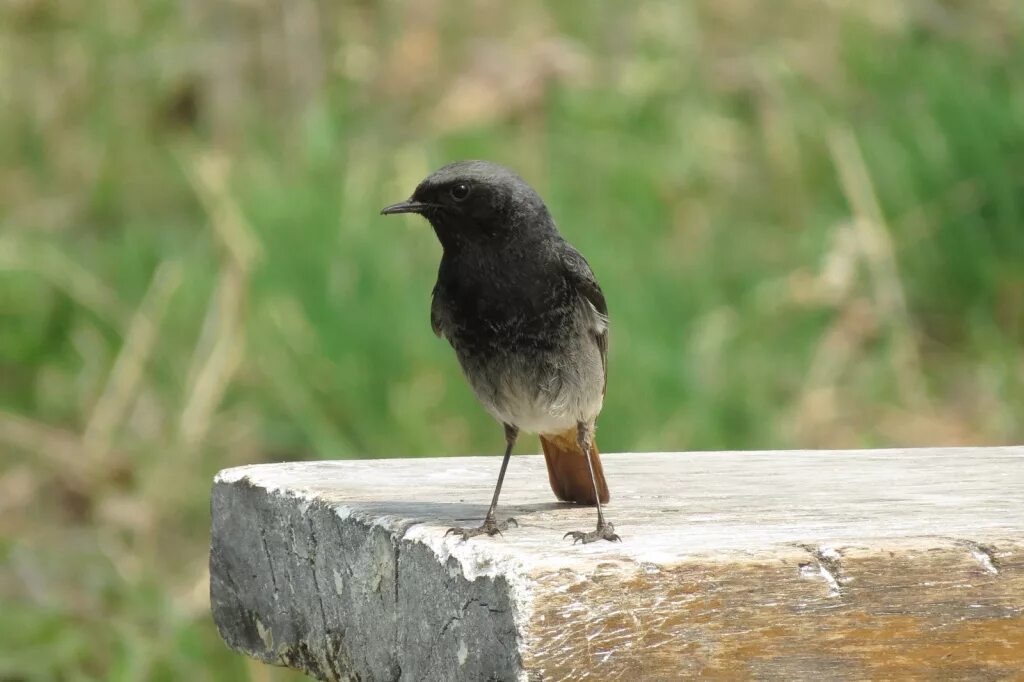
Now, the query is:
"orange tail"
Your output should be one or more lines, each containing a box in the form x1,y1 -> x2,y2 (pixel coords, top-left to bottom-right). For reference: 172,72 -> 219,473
539,428 -> 609,505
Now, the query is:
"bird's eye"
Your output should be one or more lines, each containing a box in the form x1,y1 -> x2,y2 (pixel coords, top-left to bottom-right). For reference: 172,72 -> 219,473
449,183 -> 471,201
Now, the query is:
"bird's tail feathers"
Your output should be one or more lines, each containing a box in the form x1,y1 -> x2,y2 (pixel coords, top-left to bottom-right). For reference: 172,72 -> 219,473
539,428 -> 609,505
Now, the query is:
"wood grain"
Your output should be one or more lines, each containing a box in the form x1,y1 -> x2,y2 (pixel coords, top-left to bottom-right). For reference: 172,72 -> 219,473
210,447 -> 1024,680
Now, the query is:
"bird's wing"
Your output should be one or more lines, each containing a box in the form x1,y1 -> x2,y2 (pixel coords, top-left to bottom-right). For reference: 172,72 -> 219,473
561,243 -> 609,393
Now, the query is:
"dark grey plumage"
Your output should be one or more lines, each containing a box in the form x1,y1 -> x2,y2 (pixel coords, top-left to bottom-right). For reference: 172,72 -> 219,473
381,160 -> 618,543
418,162 -> 607,434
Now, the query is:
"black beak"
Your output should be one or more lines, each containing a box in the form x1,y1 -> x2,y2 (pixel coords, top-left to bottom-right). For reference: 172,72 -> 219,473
380,199 -> 433,216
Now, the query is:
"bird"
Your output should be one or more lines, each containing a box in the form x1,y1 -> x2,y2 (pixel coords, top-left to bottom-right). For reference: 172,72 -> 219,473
381,160 -> 619,544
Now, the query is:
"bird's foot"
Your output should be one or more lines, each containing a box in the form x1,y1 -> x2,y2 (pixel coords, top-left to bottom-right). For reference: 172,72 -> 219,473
446,516 -> 517,541
564,520 -> 621,544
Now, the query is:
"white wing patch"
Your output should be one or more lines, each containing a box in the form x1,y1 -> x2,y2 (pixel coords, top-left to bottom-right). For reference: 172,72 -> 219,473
587,298 -> 609,336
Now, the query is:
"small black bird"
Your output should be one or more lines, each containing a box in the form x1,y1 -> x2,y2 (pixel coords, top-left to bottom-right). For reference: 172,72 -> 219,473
381,160 -> 619,544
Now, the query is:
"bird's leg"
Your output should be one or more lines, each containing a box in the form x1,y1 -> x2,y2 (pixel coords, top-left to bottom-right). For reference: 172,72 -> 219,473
446,423 -> 520,540
564,421 -> 621,544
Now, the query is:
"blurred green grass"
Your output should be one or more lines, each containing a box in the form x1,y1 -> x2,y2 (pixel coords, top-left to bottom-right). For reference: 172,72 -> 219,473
2,1 -> 1024,679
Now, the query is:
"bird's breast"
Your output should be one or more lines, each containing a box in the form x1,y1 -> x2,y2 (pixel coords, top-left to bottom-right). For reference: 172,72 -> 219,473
432,275 -> 605,432
435,258 -> 573,349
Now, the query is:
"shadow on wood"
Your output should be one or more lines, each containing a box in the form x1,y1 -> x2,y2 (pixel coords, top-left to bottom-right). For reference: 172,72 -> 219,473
209,448 -> 1024,681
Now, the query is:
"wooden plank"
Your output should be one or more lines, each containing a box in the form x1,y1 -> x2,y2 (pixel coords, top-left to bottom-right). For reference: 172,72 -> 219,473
210,447 -> 1024,681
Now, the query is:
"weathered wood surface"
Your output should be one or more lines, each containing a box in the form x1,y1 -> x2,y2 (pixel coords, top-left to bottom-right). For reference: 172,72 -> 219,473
210,447 -> 1024,681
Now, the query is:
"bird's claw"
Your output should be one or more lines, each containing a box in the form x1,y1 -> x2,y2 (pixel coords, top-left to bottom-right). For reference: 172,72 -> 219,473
446,516 -> 517,541
564,521 -> 621,544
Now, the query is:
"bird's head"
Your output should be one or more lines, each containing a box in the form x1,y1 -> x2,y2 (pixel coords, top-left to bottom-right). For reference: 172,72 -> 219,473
380,160 -> 552,249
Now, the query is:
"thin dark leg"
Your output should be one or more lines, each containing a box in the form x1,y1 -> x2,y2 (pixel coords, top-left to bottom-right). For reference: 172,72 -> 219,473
447,424 -> 519,540
564,421 -> 621,544
484,423 -> 518,521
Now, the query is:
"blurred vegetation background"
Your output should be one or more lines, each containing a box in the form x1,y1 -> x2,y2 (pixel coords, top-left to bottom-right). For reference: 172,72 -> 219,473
2,0 -> 1023,679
